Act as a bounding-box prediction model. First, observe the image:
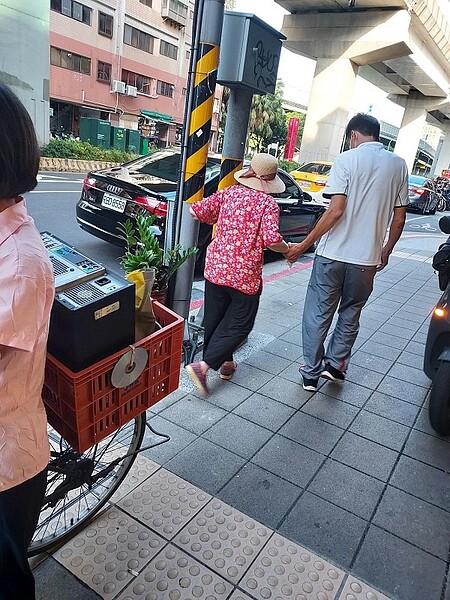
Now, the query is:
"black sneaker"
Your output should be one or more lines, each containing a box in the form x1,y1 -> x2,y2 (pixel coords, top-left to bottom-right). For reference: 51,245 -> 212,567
321,363 -> 345,382
302,376 -> 319,392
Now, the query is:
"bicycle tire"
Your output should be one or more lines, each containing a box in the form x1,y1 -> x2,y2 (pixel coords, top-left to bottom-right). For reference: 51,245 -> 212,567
28,413 -> 146,556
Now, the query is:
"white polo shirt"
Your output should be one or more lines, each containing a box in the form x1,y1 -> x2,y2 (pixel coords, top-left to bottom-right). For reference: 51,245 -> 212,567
0,199 -> 54,492
316,142 -> 409,266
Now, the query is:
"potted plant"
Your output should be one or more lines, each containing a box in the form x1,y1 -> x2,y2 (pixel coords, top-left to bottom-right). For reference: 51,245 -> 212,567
117,214 -> 197,303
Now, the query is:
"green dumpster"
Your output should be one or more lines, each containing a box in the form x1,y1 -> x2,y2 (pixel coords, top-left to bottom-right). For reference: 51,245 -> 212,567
110,126 -> 126,150
126,129 -> 140,153
139,137 -> 149,155
80,118 -> 111,149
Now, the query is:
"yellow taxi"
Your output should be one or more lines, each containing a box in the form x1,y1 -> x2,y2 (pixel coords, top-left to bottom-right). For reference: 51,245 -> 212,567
290,161 -> 333,203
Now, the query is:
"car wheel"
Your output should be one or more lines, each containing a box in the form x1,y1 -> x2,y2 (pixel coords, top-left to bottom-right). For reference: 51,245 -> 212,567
429,360 -> 450,436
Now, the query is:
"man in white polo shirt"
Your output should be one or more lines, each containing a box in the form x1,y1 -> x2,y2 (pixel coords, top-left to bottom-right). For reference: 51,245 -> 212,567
285,113 -> 409,392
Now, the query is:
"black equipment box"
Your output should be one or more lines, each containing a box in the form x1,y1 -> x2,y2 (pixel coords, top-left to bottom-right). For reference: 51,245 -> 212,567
47,271 -> 135,372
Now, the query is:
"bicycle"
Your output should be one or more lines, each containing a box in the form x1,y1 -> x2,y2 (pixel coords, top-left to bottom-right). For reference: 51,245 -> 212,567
29,302 -> 183,556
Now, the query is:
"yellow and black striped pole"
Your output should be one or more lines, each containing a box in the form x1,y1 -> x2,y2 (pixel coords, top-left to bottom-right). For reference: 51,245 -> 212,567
171,0 -> 225,320
182,40 -> 220,204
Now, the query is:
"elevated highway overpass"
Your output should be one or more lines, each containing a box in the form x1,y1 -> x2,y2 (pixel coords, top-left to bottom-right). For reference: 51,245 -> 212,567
275,0 -> 450,174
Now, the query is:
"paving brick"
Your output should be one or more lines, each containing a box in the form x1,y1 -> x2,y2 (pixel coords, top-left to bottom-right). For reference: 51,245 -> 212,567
331,432 -> 398,481
308,459 -> 384,520
369,331 -> 409,350
279,412 -> 344,455
252,434 -> 324,488
345,364 -> 385,389
387,362 -> 432,388
243,349 -> 292,375
320,381 -> 373,407
377,376 -> 428,406
262,338 -> 303,361
363,391 -> 420,426
257,377 -> 311,409
232,393 -> 296,432
218,462 -> 302,530
396,350 -> 426,369
373,486 -> 450,559
161,396 -> 227,435
166,438 -> 246,495
349,410 -> 410,451
300,393 -> 359,429
390,455 -> 450,512
358,339 -> 402,361
403,430 -> 450,472
35,557 -> 102,600
226,364 -> 275,393
140,415 -> 197,465
352,526 -> 447,600
202,413 -> 273,459
350,351 -> 395,374
192,382 -> 254,411
278,492 -> 367,569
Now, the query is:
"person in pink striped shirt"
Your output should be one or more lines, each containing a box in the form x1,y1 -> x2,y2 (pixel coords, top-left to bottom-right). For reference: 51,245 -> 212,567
0,84 -> 55,600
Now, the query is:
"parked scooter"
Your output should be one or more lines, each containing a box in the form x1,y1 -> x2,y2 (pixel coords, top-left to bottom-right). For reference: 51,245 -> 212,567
424,215 -> 450,436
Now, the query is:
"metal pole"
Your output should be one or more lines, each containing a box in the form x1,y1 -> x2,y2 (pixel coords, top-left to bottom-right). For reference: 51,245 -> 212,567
170,0 -> 225,320
217,86 -> 254,190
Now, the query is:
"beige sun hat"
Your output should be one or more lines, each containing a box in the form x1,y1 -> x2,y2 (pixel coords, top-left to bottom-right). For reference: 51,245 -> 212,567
234,153 -> 285,194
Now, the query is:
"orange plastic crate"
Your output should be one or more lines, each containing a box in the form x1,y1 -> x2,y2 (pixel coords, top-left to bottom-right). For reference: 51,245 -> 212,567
42,301 -> 183,452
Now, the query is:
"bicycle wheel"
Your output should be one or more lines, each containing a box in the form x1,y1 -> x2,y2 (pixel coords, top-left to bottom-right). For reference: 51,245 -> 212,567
28,413 -> 146,556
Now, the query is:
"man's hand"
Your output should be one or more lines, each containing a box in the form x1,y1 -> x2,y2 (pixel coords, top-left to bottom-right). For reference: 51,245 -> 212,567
283,241 -> 307,263
377,246 -> 391,271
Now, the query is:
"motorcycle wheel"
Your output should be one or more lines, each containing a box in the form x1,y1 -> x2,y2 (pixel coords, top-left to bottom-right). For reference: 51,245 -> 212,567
429,361 -> 450,436
437,197 -> 446,212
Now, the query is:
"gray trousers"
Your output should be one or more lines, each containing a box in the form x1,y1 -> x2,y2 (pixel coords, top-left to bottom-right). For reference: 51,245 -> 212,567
300,255 -> 376,379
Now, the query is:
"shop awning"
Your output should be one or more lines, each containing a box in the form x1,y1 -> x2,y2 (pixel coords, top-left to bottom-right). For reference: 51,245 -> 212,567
140,110 -> 173,123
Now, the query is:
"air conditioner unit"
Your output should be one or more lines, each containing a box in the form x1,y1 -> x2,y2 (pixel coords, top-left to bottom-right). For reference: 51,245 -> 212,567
126,85 -> 138,97
111,80 -> 126,94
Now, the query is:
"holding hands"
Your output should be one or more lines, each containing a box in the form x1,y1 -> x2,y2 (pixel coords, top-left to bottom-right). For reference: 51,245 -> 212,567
283,241 -> 308,264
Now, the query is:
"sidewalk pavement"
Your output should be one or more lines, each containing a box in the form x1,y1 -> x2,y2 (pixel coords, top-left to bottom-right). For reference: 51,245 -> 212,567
33,242 -> 450,600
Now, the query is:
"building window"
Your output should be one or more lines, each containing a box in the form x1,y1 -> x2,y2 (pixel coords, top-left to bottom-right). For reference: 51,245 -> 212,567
51,0 -> 91,25
157,80 -> 174,97
98,12 -> 113,37
182,87 -> 186,96
186,50 -> 190,59
160,40 -> 178,60
97,61 -> 111,83
50,46 -> 91,75
122,69 -> 152,93
140,0 -> 152,5
124,24 -> 154,53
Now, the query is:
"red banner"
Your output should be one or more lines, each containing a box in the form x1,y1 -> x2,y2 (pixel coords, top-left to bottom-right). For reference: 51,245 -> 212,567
284,117 -> 299,161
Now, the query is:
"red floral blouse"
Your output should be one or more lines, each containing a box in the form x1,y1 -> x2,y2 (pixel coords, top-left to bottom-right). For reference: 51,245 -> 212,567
191,185 -> 282,295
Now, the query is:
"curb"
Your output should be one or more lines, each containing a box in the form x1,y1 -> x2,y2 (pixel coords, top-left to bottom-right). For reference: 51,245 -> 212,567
39,157 -> 120,173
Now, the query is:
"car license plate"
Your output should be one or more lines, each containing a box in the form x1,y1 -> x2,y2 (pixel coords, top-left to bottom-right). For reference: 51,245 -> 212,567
101,193 -> 126,213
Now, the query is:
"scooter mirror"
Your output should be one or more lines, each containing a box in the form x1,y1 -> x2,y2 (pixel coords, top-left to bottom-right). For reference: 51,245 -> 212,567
439,216 -> 450,234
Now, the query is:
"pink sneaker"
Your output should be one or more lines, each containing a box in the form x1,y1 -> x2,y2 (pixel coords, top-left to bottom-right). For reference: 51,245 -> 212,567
219,361 -> 237,380
185,362 -> 209,395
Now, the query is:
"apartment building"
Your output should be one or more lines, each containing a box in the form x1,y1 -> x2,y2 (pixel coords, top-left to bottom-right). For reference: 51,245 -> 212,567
50,0 -> 221,148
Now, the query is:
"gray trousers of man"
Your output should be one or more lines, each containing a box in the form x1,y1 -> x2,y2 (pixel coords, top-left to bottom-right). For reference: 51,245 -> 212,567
300,255 -> 376,379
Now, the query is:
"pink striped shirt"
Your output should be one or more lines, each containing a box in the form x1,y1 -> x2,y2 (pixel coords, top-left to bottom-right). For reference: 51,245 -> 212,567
0,199 -> 54,491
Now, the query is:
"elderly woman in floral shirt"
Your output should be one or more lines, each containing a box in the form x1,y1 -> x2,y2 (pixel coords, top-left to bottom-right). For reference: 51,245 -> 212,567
186,153 -> 290,395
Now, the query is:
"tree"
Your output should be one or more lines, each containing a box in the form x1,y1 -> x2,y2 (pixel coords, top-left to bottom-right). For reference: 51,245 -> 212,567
248,81 -> 288,154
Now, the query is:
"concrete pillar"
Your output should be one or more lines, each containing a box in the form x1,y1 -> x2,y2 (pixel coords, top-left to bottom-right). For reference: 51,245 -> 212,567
433,123 -> 450,176
392,93 -> 433,173
280,9 -> 413,164
298,58 -> 358,164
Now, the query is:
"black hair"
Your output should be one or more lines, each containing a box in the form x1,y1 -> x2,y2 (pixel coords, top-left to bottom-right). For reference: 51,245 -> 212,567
345,113 -> 380,142
0,83 -> 40,199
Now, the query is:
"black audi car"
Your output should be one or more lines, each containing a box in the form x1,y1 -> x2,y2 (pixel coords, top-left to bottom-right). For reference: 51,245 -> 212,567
76,149 -> 325,266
